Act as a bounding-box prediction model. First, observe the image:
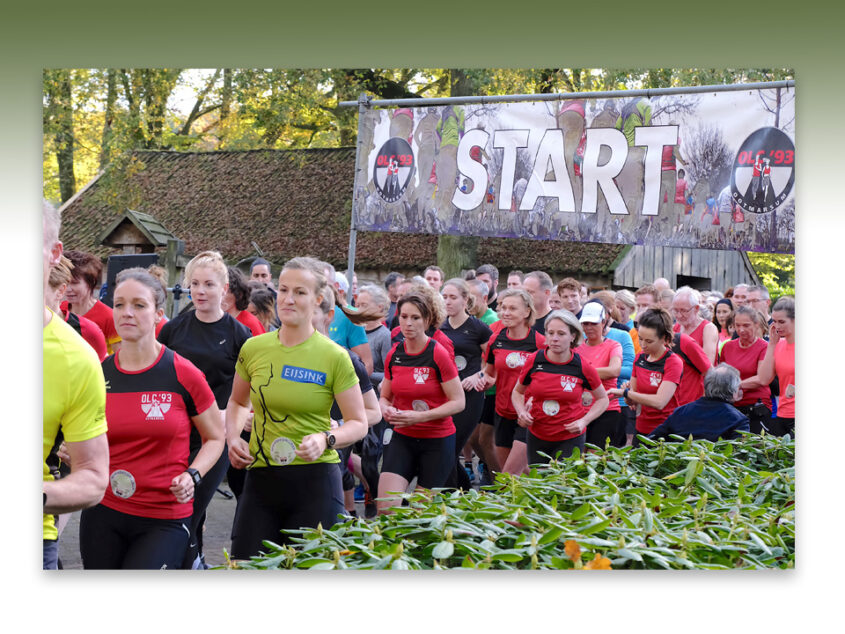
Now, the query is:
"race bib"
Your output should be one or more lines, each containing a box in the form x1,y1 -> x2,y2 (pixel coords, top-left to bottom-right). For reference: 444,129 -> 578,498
110,469 -> 136,499
542,400 -> 560,416
412,400 -> 430,412
270,436 -> 297,465
455,355 -> 467,372
784,383 -> 795,399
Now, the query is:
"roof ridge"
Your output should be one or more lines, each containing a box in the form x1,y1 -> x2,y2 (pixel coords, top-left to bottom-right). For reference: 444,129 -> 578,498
132,147 -> 357,156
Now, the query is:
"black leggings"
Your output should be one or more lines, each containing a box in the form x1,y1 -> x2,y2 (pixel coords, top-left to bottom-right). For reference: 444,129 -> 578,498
769,416 -> 794,438
226,430 -> 251,501
445,388 -> 485,489
80,504 -> 190,570
737,403 -> 773,435
586,409 -> 624,449
526,431 -> 585,465
182,442 -> 230,568
230,463 -> 344,560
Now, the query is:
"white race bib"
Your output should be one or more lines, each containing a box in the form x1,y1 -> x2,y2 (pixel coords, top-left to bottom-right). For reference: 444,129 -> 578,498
270,436 -> 297,465
542,400 -> 560,416
455,355 -> 467,372
110,469 -> 136,499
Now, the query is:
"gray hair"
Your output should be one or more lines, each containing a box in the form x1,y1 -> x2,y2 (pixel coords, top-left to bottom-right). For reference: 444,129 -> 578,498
525,270 -> 553,291
43,199 -> 61,245
467,278 -> 489,298
703,363 -> 741,402
674,285 -> 700,307
748,284 -> 770,300
356,283 -> 390,314
544,309 -> 585,347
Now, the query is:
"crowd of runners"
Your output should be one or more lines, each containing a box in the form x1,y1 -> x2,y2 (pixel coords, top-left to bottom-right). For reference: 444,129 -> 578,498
42,200 -> 796,569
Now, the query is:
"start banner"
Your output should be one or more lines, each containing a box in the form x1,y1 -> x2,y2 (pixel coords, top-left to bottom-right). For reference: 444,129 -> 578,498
352,86 -> 795,254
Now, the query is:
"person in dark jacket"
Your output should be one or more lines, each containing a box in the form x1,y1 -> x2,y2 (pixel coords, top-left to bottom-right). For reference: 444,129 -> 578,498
649,363 -> 750,441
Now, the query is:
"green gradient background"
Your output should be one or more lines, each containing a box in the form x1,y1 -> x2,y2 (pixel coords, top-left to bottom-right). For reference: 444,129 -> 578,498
8,0 -> 840,626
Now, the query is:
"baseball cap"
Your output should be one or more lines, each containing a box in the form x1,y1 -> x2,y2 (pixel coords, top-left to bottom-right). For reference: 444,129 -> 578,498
579,301 -> 606,324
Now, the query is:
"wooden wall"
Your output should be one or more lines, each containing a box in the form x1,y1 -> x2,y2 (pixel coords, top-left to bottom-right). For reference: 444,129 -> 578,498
612,246 -> 760,292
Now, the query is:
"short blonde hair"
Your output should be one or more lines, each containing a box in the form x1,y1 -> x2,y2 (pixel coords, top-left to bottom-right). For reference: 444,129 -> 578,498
183,250 -> 228,287
497,288 -> 536,327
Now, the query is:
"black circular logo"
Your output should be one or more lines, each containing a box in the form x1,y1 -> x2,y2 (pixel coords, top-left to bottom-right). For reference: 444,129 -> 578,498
374,138 -> 415,203
730,127 -> 795,214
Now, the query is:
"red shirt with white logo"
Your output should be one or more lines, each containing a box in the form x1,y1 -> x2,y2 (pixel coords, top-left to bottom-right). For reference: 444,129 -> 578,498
384,338 -> 459,439
484,328 -> 546,419
101,346 -> 216,519
518,349 -> 602,442
575,338 -> 623,412
632,349 -> 683,434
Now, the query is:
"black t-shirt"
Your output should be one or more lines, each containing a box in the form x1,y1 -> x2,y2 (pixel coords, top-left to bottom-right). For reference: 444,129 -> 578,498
330,350 -> 373,421
440,315 -> 494,380
533,310 -> 552,336
158,311 -> 251,410
489,295 -> 498,312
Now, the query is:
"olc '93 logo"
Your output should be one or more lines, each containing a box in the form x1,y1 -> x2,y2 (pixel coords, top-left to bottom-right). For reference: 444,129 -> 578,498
731,127 -> 795,214
374,137 -> 415,203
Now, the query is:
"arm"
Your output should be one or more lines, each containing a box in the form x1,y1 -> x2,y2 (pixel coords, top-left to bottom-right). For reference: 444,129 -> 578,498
170,404 -> 225,503
350,341 -> 374,376
378,377 -> 401,423
701,322 -> 719,364
621,379 -> 678,411
565,386 -> 609,435
225,374 -> 254,469
389,377 -> 466,427
296,384 -> 368,461
512,382 -> 534,428
595,354 -> 622,380
475,362 -> 497,391
757,329 -> 779,386
43,434 -> 109,515
362,388 -> 382,426
740,357 -> 770,391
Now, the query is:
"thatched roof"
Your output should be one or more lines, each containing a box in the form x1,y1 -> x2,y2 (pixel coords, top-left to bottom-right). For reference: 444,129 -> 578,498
59,148 -> 624,274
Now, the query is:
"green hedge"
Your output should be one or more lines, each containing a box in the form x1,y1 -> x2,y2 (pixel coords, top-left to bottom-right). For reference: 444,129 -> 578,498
225,433 -> 794,570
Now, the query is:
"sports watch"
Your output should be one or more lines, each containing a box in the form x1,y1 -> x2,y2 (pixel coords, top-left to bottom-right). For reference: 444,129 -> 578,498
186,467 -> 202,487
323,431 -> 337,448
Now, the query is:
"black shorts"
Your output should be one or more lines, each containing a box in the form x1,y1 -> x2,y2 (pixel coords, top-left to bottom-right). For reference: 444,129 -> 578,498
586,409 -> 624,449
381,431 -> 455,489
230,463 -> 344,560
737,403 -> 773,435
453,388 -> 485,452
494,414 -> 526,448
621,405 -> 637,436
526,431 -> 585,465
479,393 -> 496,426
768,416 -> 794,438
79,504 -> 191,570
337,445 -> 355,490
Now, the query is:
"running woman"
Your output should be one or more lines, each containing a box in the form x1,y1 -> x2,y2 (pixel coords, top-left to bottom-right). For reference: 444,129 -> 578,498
718,305 -> 772,434
225,257 -> 370,559
513,309 -> 608,464
473,288 -> 546,476
608,308 -> 682,446
440,278 -> 493,489
377,291 -> 465,512
157,250 -> 251,569
759,296 -> 795,437
77,268 -> 224,569
575,301 -> 623,448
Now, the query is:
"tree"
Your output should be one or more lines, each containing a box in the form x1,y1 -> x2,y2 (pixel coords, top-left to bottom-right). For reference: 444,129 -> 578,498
747,252 -> 794,299
43,69 -> 76,203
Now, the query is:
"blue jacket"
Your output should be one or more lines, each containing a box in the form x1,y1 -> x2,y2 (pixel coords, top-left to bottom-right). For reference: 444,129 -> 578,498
649,397 -> 750,441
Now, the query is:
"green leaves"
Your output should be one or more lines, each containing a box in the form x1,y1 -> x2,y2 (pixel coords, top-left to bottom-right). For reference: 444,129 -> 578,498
228,435 -> 794,570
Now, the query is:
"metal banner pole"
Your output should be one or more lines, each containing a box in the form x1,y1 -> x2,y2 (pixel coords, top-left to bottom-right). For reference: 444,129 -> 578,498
346,93 -> 371,295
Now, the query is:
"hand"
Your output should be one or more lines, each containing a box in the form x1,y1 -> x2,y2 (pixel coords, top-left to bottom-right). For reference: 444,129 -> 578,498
389,409 -> 423,428
381,404 -> 400,422
607,388 -> 623,397
57,441 -> 71,466
461,376 -> 478,391
227,436 -> 253,469
516,397 -> 534,428
768,323 -> 780,345
170,471 -> 195,504
563,417 -> 588,435
295,433 -> 328,462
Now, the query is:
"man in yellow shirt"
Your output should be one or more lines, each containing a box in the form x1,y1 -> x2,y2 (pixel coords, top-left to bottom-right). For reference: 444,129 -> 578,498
42,200 -> 109,569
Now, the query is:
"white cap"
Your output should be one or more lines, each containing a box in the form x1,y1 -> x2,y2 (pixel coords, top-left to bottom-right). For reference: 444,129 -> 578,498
334,272 -> 349,293
579,301 -> 605,324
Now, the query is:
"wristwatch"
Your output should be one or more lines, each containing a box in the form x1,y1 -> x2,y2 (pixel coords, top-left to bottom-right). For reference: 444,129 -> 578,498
323,431 -> 337,448
186,468 -> 202,487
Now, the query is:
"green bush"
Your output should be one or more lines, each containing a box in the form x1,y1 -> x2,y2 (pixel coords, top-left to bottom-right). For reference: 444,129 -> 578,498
226,433 -> 794,570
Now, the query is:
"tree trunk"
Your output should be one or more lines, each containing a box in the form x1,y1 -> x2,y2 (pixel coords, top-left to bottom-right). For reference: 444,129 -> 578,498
99,68 -> 117,170
437,69 -> 480,278
221,68 -> 233,121
47,69 -> 76,203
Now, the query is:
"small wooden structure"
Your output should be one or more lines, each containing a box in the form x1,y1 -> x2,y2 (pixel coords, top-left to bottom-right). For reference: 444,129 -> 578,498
98,209 -> 177,254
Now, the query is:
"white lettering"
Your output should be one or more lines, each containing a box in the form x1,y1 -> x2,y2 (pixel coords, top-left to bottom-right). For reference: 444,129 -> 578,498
520,128 -> 575,213
636,125 -> 678,216
453,128 -> 490,211
493,130 -> 530,210
581,128 -> 628,215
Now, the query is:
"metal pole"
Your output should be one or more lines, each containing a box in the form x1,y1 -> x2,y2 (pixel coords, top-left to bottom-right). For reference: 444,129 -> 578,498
339,80 -> 794,109
346,93 -> 371,296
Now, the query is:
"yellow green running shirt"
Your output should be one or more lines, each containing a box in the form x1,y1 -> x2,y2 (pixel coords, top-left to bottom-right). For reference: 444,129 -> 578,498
235,330 -> 359,468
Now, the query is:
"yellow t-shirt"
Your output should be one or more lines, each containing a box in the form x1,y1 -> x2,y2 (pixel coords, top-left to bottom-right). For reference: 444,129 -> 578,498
235,330 -> 359,468
43,309 -> 108,540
